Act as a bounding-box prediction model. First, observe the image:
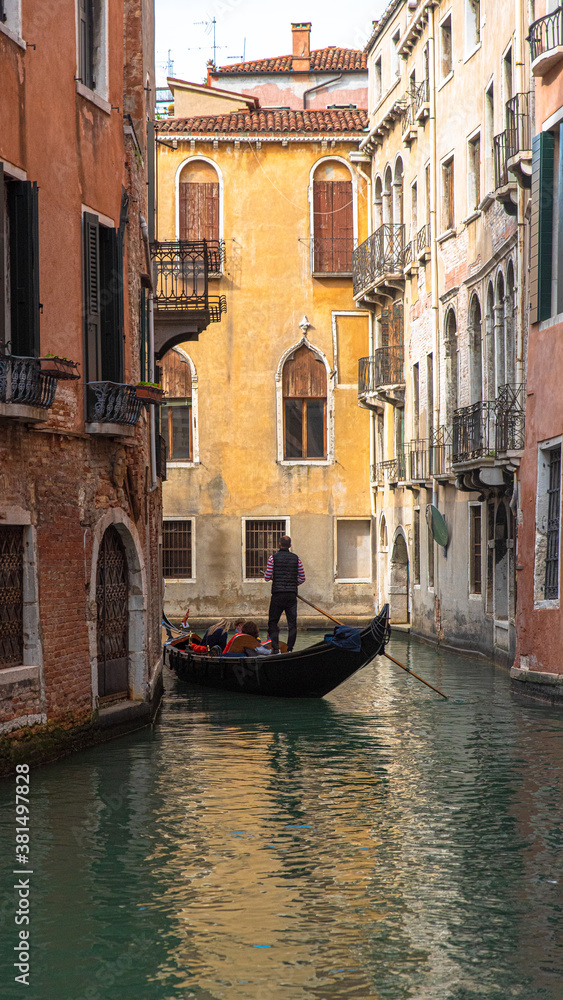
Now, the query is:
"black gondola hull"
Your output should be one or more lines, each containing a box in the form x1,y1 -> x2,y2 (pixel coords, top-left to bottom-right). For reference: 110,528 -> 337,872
166,606 -> 390,698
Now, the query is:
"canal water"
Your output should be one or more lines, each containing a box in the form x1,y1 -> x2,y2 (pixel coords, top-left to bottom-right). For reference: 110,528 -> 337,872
1,633 -> 563,1000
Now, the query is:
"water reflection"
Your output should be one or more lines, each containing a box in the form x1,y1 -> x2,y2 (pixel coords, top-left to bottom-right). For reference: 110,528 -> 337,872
0,635 -> 562,1000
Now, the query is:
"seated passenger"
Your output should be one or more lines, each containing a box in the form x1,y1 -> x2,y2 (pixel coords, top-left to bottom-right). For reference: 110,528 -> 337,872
224,621 -> 261,655
202,618 -> 230,653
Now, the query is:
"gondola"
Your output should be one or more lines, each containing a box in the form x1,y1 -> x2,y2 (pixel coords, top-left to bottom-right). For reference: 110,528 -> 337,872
165,605 -> 390,698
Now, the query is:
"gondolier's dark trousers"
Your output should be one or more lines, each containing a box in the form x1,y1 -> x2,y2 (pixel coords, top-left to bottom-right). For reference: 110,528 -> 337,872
268,591 -> 297,652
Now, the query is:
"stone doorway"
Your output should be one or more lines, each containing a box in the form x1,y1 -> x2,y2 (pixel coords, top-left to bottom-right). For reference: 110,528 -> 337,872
389,532 -> 410,624
96,525 -> 129,701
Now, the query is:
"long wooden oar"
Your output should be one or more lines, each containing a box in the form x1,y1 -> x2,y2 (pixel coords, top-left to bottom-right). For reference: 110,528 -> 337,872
297,594 -> 449,700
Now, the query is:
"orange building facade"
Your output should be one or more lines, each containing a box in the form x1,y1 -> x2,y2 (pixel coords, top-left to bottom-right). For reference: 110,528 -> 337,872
512,3 -> 563,702
0,0 -> 166,757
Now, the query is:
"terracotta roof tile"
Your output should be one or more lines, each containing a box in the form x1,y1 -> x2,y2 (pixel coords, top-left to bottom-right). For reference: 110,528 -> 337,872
216,46 -> 367,75
158,108 -> 368,135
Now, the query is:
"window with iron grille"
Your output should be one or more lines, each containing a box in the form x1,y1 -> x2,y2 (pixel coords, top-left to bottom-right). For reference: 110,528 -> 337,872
470,504 -> 482,595
545,446 -> 561,600
244,519 -> 286,580
413,509 -> 420,585
163,520 -> 193,579
0,526 -> 24,668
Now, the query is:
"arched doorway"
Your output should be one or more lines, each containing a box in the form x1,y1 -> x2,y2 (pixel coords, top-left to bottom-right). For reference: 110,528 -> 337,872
389,531 -> 410,623
96,525 -> 129,701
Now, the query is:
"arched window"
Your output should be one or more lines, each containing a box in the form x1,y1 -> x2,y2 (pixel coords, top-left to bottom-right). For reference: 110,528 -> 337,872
374,176 -> 383,229
444,308 -> 458,421
312,160 -> 353,273
485,282 -> 495,398
469,294 -> 483,404
178,160 -> 219,243
494,271 -> 506,393
282,344 -> 327,459
383,165 -> 393,225
505,262 -> 515,385
160,349 -> 194,461
379,515 -> 388,550
393,157 -> 404,227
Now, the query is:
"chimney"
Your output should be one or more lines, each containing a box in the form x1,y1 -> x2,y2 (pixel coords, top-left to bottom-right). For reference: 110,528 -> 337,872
291,22 -> 311,72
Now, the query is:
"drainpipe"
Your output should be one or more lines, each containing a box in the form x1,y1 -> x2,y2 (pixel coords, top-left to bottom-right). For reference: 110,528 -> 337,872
428,3 -> 442,625
140,216 -> 158,493
303,73 -> 342,109
515,0 -> 527,388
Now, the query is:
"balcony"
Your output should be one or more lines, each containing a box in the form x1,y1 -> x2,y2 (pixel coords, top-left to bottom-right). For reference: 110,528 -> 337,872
452,385 -> 525,493
414,79 -> 430,122
400,90 -> 418,145
431,426 -> 453,480
493,132 -> 517,214
0,355 -> 57,421
415,223 -> 431,262
353,224 -> 405,299
311,236 -> 354,277
505,93 -> 532,188
529,7 -> 563,77
150,240 -> 227,359
86,382 -> 142,435
358,347 -> 405,408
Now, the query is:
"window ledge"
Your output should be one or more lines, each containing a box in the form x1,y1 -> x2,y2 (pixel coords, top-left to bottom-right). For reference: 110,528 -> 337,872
538,311 -> 563,332
334,578 -> 372,584
76,80 -> 111,115
85,422 -> 136,437
164,578 -> 196,584
0,665 -> 41,687
462,210 -> 481,226
469,593 -> 483,601
463,42 -> 481,64
279,459 -> 332,467
0,402 -> 49,423
166,460 -> 199,468
533,598 -> 560,611
436,228 -> 456,244
0,22 -> 26,49
478,192 -> 496,211
312,272 -> 353,279
438,70 -> 454,92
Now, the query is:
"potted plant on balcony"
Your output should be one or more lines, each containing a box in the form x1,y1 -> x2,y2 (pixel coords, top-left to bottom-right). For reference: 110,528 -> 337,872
135,381 -> 165,404
39,354 -> 81,380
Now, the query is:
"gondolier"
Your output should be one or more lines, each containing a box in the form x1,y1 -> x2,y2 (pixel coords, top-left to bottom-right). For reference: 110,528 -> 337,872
263,535 -> 305,653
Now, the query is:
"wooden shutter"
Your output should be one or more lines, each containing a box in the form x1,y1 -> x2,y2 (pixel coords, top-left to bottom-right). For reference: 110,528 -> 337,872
530,132 -> 554,324
0,163 -> 5,351
313,180 -> 332,271
99,226 -> 123,383
161,350 -> 192,398
83,212 -> 101,382
7,180 -> 40,357
283,345 -> 327,398
332,180 -> 353,271
179,182 -> 219,241
78,0 -> 94,89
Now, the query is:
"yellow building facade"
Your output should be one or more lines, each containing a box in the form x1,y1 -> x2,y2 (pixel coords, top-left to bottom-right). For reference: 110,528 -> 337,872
155,103 -> 374,623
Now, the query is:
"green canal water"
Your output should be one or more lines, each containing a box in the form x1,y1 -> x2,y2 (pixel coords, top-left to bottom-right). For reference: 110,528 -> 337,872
1,633 -> 563,1000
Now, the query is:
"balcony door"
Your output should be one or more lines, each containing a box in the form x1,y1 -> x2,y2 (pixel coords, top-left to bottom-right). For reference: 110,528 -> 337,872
313,161 -> 353,273
178,160 -> 219,243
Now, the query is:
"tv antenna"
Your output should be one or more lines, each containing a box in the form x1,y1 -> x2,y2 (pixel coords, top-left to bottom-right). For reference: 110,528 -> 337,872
228,38 -> 247,62
165,49 -> 174,77
190,17 -> 227,66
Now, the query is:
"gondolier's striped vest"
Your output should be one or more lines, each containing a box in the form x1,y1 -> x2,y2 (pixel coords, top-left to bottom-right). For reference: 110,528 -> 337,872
271,550 -> 299,593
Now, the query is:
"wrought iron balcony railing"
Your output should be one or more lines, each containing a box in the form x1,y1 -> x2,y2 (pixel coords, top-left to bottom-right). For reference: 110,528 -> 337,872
431,425 -> 453,477
416,223 -> 430,257
353,224 -> 405,297
359,347 -> 405,393
452,400 -> 498,464
400,88 -> 417,137
494,131 -> 509,189
156,434 -> 167,481
529,7 -> 563,65
408,438 -> 432,481
453,386 -> 526,464
312,236 -> 354,274
496,383 -> 526,453
0,354 -> 57,410
505,93 -> 532,159
415,79 -> 430,117
376,454 -> 408,484
86,382 -> 142,425
150,240 -> 226,322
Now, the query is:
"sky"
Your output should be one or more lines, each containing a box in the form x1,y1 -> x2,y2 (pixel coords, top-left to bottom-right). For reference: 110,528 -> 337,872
155,0 -> 389,87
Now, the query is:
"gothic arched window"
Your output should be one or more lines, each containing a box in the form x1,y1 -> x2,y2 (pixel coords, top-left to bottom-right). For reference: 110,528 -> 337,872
160,349 -> 194,461
282,345 -> 327,459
